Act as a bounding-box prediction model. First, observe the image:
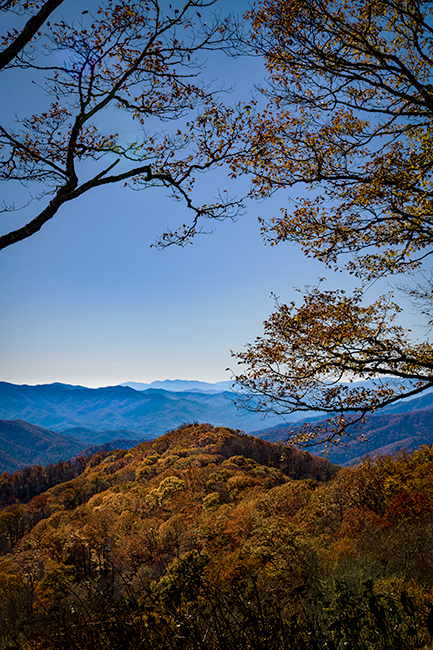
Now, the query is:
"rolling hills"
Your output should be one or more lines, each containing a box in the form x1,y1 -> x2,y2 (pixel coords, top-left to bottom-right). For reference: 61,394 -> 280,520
0,419 -> 84,472
0,418 -> 144,473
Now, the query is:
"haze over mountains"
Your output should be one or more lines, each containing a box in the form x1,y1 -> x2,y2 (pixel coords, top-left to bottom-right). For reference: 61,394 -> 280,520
0,380 -> 290,472
0,420 -> 85,473
121,380 -> 235,392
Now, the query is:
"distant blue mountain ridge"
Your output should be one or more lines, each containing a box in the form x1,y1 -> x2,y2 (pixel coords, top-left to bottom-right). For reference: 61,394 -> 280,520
0,381 -> 293,439
121,379 -> 235,392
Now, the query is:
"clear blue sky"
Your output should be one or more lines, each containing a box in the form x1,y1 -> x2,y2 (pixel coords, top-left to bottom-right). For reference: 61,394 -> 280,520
0,0 -> 407,388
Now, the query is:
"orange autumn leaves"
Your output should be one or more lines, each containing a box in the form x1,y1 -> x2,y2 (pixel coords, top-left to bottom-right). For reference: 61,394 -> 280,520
1,425 -> 433,648
231,0 -> 433,443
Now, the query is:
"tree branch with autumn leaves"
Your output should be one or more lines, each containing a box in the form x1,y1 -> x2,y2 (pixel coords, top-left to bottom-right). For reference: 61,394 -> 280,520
229,0 -> 433,446
231,287 -> 433,447
0,0 -> 248,250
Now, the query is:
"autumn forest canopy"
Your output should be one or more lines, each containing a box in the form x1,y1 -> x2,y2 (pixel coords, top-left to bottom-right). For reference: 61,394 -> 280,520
2,423 -> 433,649
2,0 -> 433,438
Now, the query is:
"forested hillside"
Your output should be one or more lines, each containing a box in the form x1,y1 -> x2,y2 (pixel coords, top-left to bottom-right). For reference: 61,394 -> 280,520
0,420 -> 86,472
1,424 -> 433,649
0,418 -> 144,473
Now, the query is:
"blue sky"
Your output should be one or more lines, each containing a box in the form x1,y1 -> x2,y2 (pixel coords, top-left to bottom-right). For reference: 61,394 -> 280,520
0,0 -> 410,389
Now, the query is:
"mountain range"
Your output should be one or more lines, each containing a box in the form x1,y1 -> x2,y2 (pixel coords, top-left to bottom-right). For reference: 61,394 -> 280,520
3,381 -> 433,472
0,419 -> 85,472
121,379 -> 235,392
0,381 -> 292,439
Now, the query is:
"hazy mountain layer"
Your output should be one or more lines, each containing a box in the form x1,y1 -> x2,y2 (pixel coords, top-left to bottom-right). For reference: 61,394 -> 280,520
121,379 -> 235,392
3,382 -> 433,470
61,426 -> 140,444
0,418 -> 147,473
0,382 -> 288,437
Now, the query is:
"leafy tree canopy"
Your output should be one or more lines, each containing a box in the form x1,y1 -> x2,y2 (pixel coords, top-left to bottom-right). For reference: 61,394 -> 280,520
231,0 -> 433,446
1,426 -> 433,649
